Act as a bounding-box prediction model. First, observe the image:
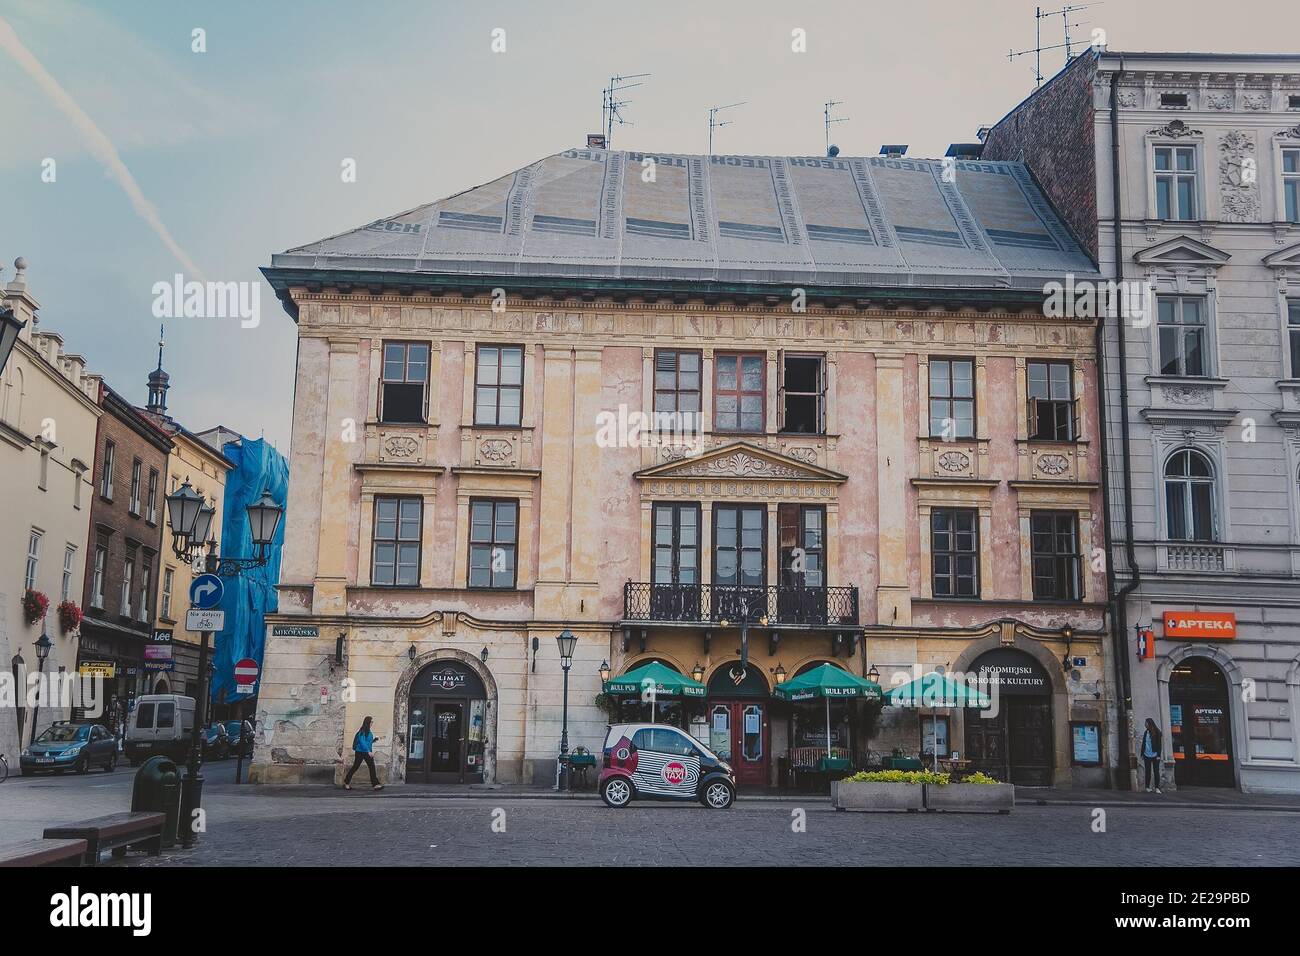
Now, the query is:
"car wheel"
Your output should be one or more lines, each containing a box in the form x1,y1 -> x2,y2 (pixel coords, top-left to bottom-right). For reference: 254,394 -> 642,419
600,776 -> 634,808
75,757 -> 89,775
702,780 -> 735,809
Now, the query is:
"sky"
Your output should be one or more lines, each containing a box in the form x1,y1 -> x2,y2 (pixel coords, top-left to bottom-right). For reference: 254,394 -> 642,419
2,0 -> 1297,448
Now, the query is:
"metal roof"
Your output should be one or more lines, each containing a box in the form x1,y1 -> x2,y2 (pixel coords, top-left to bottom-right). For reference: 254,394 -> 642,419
271,148 -> 1097,291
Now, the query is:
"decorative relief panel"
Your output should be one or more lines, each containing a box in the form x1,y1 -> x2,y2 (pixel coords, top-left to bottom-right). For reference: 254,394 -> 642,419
1218,130 -> 1259,223
369,425 -> 434,465
1163,383 -> 1213,407
460,428 -> 526,468
919,439 -> 985,480
1017,444 -> 1084,483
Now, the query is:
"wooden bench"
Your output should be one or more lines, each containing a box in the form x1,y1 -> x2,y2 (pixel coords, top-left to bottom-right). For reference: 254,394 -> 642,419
43,812 -> 166,866
0,838 -> 88,868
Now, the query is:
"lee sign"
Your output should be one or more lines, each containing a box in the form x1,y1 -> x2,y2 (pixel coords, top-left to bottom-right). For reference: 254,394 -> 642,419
1163,611 -> 1237,640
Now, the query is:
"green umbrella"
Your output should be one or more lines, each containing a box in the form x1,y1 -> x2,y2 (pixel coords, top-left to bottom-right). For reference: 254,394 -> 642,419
773,664 -> 882,761
885,672 -> 990,769
604,661 -> 705,721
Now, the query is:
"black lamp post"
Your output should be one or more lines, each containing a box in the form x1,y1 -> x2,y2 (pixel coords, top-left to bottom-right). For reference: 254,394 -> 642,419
10,652 -> 25,750
556,628 -> 577,791
166,480 -> 282,849
0,306 -> 25,377
28,630 -> 53,747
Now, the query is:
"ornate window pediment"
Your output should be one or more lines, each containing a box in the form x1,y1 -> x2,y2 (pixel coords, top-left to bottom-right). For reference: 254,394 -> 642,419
1264,241 -> 1300,271
1133,234 -> 1230,269
633,441 -> 846,483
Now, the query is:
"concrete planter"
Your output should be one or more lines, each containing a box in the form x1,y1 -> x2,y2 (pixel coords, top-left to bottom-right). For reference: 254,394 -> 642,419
831,780 -> 925,812
923,782 -> 1015,813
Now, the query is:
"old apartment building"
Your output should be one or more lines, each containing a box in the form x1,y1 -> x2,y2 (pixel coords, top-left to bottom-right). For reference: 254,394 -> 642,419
255,146 -> 1112,787
985,50 -> 1300,793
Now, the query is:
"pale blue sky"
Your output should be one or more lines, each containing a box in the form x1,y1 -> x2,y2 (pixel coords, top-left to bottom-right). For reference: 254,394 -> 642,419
2,0 -> 1294,446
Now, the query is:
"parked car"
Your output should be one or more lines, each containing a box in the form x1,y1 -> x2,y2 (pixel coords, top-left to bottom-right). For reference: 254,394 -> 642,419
224,720 -> 253,758
202,723 -> 230,760
20,721 -> 118,775
125,694 -> 195,766
599,723 -> 736,809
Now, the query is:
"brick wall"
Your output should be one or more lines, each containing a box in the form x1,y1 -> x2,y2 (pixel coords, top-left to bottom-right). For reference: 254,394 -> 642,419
981,51 -> 1100,260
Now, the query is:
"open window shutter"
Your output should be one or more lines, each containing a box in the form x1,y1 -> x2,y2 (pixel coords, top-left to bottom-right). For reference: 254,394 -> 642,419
1070,397 -> 1081,442
818,356 -> 828,435
776,349 -> 785,432
1027,397 -> 1038,440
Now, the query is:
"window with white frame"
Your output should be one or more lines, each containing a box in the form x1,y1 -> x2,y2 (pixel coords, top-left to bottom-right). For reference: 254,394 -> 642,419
1164,448 -> 1217,542
130,459 -> 142,514
1288,301 -> 1300,379
24,529 -> 41,591
161,567 -> 174,619
100,441 -> 115,499
92,541 -> 107,608
1155,145 -> 1198,221
61,545 -> 75,602
1157,296 -> 1208,377
147,468 -> 159,523
138,557 -> 152,622
121,554 -> 135,617
1283,148 -> 1300,224
929,358 -> 975,439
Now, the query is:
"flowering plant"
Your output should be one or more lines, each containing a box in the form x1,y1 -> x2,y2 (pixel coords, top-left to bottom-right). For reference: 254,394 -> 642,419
22,589 -> 49,626
57,600 -> 83,635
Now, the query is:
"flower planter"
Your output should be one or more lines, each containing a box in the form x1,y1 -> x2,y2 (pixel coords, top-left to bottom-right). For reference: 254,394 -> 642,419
831,780 -> 925,812
923,782 -> 1015,813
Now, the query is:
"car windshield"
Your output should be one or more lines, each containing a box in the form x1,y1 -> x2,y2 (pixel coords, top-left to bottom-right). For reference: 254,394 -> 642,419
37,725 -> 90,743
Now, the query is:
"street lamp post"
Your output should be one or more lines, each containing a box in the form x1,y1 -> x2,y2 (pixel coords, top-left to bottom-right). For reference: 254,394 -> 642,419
0,306 -> 25,377
28,630 -> 52,747
9,653 -> 25,750
165,480 -> 282,849
556,628 -> 577,792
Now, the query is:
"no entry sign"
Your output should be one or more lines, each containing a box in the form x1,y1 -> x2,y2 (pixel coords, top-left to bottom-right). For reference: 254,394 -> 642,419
235,658 -> 260,694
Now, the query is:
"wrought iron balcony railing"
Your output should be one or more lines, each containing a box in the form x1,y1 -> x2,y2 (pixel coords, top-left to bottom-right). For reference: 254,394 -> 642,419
623,582 -> 859,627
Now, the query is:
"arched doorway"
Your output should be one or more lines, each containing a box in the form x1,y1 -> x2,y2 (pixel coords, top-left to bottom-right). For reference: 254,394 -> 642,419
707,663 -> 770,788
153,676 -> 170,694
406,660 -> 488,784
967,648 -> 1054,786
1169,657 -> 1234,787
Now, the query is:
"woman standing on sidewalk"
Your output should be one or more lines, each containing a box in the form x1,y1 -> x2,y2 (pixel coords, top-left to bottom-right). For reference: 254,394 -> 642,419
1141,718 -> 1163,793
344,716 -> 384,791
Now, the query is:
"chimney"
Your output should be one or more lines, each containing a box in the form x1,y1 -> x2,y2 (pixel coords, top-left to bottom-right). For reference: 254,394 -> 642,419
879,144 -> 908,158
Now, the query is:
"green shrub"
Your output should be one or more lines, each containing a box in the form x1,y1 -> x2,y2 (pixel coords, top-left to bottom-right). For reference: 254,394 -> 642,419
841,770 -> 948,785
958,771 -> 1001,785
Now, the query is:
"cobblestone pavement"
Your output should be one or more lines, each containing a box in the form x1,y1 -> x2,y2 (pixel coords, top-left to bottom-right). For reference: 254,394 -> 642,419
121,797 -> 1300,867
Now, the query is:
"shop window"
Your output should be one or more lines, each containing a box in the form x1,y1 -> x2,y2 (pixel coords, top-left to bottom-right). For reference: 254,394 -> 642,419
713,352 -> 765,433
380,341 -> 430,424
653,350 -> 701,433
929,358 -> 974,439
779,353 -> 826,434
1157,296 -> 1208,377
1154,145 -> 1198,220
1164,449 -> 1217,542
474,345 -> 523,427
1027,360 -> 1077,441
372,496 -> 422,587
468,498 -> 518,589
1030,511 -> 1081,601
931,508 -> 979,598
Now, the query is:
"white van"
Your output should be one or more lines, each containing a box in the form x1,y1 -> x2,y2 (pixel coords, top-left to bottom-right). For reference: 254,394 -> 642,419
125,695 -> 196,766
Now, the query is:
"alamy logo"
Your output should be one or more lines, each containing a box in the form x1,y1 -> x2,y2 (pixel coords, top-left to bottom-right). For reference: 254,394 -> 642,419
152,274 -> 261,328
49,887 -> 151,936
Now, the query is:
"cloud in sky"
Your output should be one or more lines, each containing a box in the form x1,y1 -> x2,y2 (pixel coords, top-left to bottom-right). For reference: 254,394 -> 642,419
0,13 -> 207,280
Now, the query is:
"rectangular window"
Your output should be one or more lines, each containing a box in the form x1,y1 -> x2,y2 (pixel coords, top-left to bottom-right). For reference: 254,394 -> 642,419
1027,360 -> 1076,441
653,350 -> 702,433
931,508 -> 979,598
652,503 -> 700,586
372,496 -> 422,587
1031,511 -> 1081,601
1284,149 -> 1300,224
1154,145 -> 1198,221
468,499 -> 518,589
780,353 -> 827,434
929,358 -> 975,439
121,555 -> 135,617
100,441 -> 115,499
24,529 -> 41,592
61,545 -> 75,602
138,558 -> 152,622
713,504 -> 766,587
380,341 -> 430,424
778,504 -> 824,587
92,543 -> 107,608
1289,301 -> 1300,379
130,459 -> 142,514
161,567 -> 174,619
714,352 -> 765,433
147,468 -> 159,524
1157,296 -> 1207,376
473,345 -> 523,426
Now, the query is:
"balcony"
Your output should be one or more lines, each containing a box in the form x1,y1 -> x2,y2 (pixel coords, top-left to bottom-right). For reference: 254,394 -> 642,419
623,582 -> 859,628
1158,542 -> 1235,573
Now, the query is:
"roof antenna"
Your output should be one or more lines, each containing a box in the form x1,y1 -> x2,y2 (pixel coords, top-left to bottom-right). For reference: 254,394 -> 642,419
707,102 -> 746,156
601,73 -> 651,148
1008,4 -> 1100,89
823,100 -> 849,157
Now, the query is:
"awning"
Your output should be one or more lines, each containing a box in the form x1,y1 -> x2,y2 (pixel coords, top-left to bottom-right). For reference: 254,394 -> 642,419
885,672 -> 991,708
604,661 -> 706,698
773,663 -> 882,702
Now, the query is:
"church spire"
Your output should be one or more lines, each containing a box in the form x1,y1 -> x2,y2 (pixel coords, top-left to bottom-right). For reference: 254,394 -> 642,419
147,323 -> 170,415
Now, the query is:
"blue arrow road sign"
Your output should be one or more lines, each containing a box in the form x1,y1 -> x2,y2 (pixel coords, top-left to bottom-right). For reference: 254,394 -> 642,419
189,573 -> 224,609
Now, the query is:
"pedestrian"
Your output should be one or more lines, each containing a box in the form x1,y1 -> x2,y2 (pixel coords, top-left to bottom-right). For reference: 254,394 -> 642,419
343,715 -> 383,791
1141,717 -> 1163,793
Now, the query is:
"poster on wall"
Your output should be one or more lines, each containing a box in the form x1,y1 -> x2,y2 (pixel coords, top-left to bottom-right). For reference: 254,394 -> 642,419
1071,722 -> 1101,766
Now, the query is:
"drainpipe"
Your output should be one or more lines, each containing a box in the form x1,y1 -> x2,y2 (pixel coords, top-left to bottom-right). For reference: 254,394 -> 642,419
1108,59 -> 1140,789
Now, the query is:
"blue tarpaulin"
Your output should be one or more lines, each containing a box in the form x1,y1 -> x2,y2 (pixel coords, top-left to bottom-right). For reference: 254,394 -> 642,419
212,437 -> 288,705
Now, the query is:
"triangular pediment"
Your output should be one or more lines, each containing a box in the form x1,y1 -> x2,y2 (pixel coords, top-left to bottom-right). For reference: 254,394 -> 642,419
1134,234 -> 1230,267
1264,240 -> 1300,270
634,441 -> 847,482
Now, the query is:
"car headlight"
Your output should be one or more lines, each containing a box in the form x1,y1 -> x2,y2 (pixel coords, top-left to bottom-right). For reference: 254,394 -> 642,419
64,746 -> 82,756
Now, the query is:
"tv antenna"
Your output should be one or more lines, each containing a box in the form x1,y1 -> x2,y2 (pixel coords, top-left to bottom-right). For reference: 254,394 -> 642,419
824,100 -> 849,156
601,72 -> 651,148
708,102 -> 746,155
1008,4 -> 1100,88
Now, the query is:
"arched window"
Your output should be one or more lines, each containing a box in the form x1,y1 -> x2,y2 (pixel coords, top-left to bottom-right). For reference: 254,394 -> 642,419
1164,448 -> 1216,541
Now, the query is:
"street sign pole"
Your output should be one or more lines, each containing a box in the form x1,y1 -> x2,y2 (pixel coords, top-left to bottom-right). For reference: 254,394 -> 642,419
180,560 -> 222,849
